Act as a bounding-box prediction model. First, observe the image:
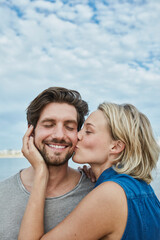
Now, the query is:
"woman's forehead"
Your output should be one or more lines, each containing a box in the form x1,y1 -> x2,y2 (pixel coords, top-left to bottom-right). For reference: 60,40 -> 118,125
85,110 -> 107,126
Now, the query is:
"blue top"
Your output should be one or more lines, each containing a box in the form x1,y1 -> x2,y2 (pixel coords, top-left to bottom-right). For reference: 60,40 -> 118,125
95,167 -> 160,240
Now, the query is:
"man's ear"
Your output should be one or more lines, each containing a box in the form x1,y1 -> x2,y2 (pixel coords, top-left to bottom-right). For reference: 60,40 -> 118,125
110,140 -> 125,154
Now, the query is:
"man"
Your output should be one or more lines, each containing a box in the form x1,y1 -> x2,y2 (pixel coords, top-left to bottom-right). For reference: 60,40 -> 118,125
0,87 -> 94,240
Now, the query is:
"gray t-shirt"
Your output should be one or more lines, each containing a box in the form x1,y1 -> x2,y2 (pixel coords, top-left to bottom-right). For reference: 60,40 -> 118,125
0,170 -> 94,240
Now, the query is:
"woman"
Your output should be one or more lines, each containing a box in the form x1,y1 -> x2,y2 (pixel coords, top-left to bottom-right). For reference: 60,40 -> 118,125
18,103 -> 160,240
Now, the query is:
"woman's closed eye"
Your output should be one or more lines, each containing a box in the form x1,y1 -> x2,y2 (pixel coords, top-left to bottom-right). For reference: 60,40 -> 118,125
85,130 -> 93,134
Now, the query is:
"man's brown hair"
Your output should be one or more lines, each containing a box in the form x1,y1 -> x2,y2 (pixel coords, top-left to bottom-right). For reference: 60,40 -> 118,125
27,87 -> 89,131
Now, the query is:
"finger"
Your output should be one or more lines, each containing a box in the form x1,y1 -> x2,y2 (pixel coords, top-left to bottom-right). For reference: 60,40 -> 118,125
24,125 -> 34,138
22,126 -> 34,156
83,165 -> 88,172
28,136 -> 37,152
22,135 -> 29,157
28,136 -> 38,159
83,165 -> 90,179
27,136 -> 46,167
89,168 -> 96,182
22,125 -> 34,146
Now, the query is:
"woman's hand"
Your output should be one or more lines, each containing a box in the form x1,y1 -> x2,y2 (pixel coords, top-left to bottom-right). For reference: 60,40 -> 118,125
19,125 -> 49,240
22,125 -> 48,173
78,165 -> 96,182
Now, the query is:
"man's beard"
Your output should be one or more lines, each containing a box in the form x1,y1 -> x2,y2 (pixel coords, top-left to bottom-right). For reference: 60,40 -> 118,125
38,145 -> 73,167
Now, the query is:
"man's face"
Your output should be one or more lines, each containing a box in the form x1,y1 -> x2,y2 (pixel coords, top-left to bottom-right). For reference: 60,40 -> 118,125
34,102 -> 78,166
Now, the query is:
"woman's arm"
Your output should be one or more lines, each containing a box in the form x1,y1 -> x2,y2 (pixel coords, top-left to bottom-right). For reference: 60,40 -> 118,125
18,126 -> 49,240
18,126 -> 127,240
18,168 -> 48,240
40,181 -> 127,240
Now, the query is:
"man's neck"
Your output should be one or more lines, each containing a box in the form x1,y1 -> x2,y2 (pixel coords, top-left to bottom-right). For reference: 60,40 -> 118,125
20,163 -> 81,198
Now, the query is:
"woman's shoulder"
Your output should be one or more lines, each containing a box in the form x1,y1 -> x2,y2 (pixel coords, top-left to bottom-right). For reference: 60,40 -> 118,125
93,180 -> 127,203
95,167 -> 151,198
81,181 -> 128,239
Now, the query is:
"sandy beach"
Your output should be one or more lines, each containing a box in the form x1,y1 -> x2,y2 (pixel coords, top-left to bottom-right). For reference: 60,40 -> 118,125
0,153 -> 24,158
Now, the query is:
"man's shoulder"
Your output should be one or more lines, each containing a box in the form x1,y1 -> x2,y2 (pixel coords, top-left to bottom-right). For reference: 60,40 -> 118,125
0,172 -> 20,192
0,172 -> 18,183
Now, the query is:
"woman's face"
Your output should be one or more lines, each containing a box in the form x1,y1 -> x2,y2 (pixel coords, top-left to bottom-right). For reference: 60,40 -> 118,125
73,110 -> 114,165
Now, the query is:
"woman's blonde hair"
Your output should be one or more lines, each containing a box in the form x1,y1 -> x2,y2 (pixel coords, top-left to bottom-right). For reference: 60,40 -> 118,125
98,102 -> 160,184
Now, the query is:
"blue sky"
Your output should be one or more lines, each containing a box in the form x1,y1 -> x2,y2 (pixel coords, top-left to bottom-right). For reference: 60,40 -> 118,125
0,0 -> 160,150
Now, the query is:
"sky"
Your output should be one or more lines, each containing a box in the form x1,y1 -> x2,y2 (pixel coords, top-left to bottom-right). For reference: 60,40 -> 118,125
0,0 -> 160,151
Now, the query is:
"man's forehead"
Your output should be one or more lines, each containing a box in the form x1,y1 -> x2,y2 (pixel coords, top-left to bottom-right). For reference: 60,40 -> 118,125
39,102 -> 78,122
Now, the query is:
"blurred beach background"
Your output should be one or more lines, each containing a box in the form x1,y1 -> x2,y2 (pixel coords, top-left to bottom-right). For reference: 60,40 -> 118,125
0,157 -> 160,200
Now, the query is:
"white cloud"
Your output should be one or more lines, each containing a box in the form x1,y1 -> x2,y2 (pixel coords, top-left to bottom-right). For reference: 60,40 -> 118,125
0,0 -> 160,149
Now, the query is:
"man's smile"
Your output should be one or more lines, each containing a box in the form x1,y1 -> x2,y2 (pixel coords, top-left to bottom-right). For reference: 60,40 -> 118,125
47,144 -> 66,149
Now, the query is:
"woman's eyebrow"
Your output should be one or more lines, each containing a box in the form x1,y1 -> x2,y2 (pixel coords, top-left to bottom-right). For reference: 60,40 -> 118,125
85,122 -> 95,127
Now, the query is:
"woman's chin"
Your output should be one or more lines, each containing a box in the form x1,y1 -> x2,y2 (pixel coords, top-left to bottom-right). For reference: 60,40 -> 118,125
73,153 -> 82,164
72,157 -> 80,164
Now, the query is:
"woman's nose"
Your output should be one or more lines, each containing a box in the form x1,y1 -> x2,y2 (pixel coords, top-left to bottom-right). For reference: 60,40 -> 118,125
78,130 -> 82,141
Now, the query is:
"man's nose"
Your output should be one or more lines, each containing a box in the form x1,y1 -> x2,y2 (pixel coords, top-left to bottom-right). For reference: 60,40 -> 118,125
52,125 -> 65,139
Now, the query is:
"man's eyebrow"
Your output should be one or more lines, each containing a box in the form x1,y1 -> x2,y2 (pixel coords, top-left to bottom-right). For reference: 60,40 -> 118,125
64,120 -> 77,125
40,119 -> 77,124
40,119 -> 55,123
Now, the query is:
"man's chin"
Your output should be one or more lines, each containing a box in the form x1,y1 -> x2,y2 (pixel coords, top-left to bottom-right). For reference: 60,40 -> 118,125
43,154 -> 70,166
39,148 -> 73,167
45,159 -> 69,167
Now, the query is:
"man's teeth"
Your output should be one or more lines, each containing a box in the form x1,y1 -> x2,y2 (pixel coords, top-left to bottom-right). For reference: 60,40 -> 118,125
48,144 -> 66,149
